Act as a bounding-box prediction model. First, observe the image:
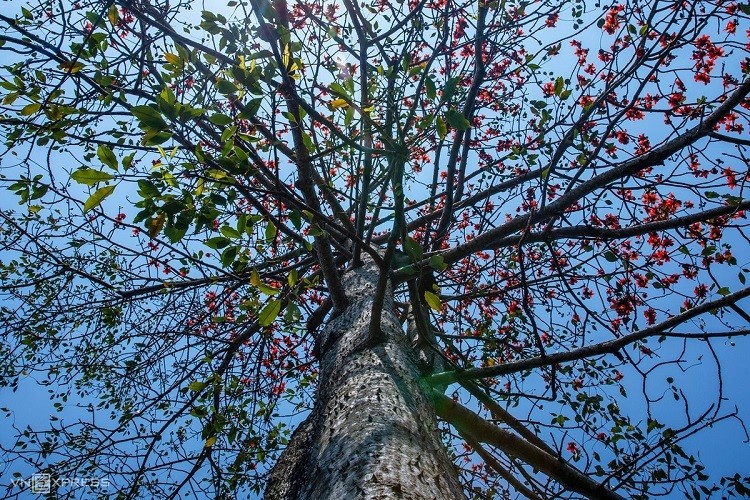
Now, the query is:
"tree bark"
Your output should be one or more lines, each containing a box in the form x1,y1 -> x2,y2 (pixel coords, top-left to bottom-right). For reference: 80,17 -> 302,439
266,259 -> 466,499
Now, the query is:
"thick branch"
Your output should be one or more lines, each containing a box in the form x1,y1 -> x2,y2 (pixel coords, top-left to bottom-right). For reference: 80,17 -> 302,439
487,200 -> 750,249
434,392 -> 625,500
430,79 -> 750,269
430,286 -> 750,385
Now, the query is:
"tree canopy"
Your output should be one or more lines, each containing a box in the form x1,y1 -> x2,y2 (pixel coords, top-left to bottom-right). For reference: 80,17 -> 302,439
1,0 -> 749,498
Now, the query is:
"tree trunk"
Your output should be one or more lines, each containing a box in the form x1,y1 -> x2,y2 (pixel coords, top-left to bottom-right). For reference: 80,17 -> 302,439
266,260 -> 466,499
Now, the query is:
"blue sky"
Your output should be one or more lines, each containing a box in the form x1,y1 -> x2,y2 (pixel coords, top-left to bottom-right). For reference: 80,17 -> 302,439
1,0 -> 750,498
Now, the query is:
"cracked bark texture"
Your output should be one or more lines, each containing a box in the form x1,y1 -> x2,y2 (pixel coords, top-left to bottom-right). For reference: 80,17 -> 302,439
265,259 -> 466,499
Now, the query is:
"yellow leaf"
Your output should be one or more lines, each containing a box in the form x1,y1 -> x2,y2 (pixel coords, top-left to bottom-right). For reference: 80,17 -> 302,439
149,212 -> 167,238
424,291 -> 442,311
20,103 -> 41,116
107,4 -> 118,25
282,44 -> 291,69
59,61 -> 84,74
204,436 -> 217,448
330,98 -> 349,109
83,185 -> 115,213
164,53 -> 181,65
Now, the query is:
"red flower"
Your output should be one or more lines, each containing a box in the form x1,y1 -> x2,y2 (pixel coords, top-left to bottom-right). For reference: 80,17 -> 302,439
541,82 -> 556,97
578,95 -> 595,108
602,5 -> 625,35
566,441 -> 580,458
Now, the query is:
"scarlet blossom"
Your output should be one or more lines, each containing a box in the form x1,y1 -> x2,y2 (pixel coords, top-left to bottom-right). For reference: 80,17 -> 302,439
546,13 -> 559,27
625,107 -> 645,120
570,40 -> 589,65
692,35 -> 725,84
541,82 -> 556,96
724,167 -> 738,188
635,134 -> 651,155
566,441 -> 580,457
644,308 -> 657,325
602,5 -> 625,34
578,95 -> 595,108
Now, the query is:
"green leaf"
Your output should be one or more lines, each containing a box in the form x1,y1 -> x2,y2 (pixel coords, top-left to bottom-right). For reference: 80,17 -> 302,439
284,302 -> 301,323
289,210 -> 302,229
83,185 -> 115,213
445,110 -> 470,131
221,245 -> 238,267
429,254 -> 448,271
188,381 -> 207,392
258,283 -> 280,296
288,269 -> 298,286
329,82 -> 349,97
97,144 -> 118,170
425,77 -> 436,100
71,168 -> 114,186
265,221 -> 277,241
442,76 -> 459,102
131,105 -> 168,130
122,152 -> 135,170
603,251 -> 618,262
220,225 -> 242,239
137,180 -> 161,199
436,116 -> 447,140
209,113 -> 232,126
206,237 -> 230,249
403,236 -> 423,261
554,76 -> 564,95
216,79 -> 238,94
424,291 -> 442,311
258,299 -> 281,326
142,130 -> 172,146
164,221 -> 188,243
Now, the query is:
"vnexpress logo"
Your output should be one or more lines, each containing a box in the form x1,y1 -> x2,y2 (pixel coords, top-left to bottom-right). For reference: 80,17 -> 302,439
30,473 -> 51,494
10,473 -> 110,492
